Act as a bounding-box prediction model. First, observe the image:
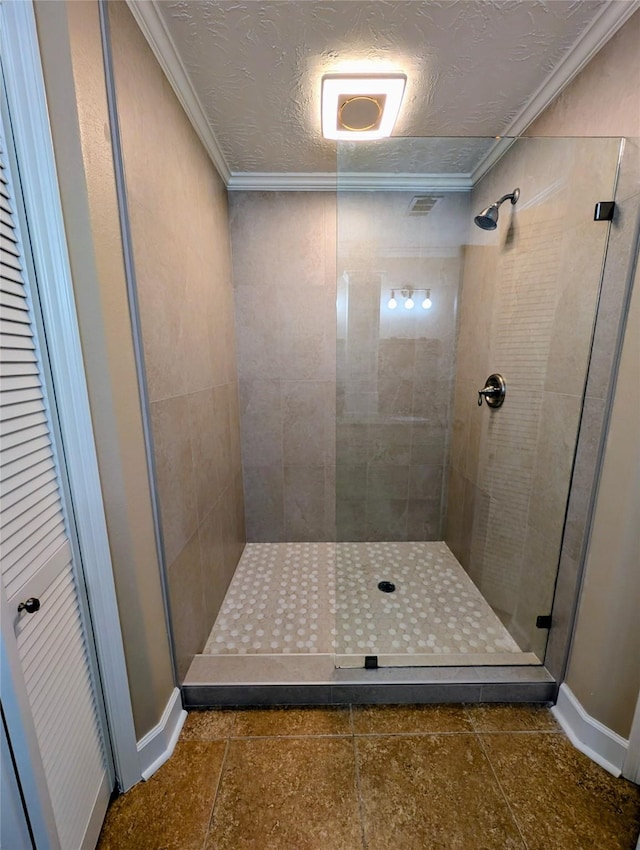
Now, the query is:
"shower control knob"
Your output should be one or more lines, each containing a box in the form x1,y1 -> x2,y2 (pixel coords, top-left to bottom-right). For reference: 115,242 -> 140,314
17,597 -> 41,615
478,374 -> 506,408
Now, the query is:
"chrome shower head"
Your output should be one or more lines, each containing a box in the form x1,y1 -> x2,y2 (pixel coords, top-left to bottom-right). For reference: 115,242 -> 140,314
474,204 -> 500,230
474,187 -> 520,230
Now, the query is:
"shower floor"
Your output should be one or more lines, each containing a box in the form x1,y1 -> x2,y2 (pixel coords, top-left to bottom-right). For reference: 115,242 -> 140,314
204,542 -> 539,668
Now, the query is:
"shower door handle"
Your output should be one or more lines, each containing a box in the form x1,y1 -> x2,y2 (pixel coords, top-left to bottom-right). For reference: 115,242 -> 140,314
478,374 -> 506,408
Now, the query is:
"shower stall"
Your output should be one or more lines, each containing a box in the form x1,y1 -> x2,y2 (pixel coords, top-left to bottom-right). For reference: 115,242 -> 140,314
178,133 -> 635,701
105,43 -> 636,699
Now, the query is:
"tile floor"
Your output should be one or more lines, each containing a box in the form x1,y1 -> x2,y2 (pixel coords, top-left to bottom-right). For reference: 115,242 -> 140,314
97,703 -> 640,850
205,542 -> 529,666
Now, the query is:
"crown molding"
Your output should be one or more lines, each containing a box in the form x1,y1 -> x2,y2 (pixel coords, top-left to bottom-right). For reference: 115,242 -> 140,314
125,0 -> 231,184
227,172 -> 473,192
126,0 -> 638,192
503,0 -> 640,137
470,137 -> 516,187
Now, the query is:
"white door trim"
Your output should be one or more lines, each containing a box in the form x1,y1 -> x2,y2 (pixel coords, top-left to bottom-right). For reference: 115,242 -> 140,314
0,0 -> 140,791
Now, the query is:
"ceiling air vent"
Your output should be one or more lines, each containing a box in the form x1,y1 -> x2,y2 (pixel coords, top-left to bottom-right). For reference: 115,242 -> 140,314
408,194 -> 443,216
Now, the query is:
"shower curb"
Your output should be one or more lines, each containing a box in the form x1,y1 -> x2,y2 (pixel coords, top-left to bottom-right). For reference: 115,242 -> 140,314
182,677 -> 557,709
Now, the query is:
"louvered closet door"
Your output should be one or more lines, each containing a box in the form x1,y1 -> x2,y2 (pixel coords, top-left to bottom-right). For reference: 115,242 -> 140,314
1,141 -> 111,848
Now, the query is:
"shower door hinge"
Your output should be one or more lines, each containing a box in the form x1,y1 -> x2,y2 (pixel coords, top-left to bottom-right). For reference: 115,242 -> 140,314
364,655 -> 379,669
536,615 -> 552,630
594,201 -> 615,221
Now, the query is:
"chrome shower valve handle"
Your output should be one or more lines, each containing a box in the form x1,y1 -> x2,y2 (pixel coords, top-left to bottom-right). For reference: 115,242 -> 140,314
478,386 -> 500,404
478,373 -> 506,408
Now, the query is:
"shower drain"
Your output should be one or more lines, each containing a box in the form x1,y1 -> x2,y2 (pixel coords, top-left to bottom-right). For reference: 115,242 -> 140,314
377,581 -> 396,593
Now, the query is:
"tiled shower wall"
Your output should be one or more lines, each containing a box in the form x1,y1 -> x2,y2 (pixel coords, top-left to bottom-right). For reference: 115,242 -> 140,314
445,137 -> 621,657
335,192 -> 468,541
229,193 -> 337,542
229,191 -> 467,542
109,4 -> 245,680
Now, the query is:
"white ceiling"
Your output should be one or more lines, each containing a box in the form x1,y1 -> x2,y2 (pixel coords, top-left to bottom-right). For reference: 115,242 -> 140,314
129,0 -> 636,185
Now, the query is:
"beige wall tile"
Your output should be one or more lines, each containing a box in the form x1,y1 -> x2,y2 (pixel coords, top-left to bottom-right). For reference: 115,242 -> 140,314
527,392 -> 582,544
223,472 -> 246,575
231,190 -> 459,543
284,466 -> 328,542
211,384 -> 234,495
366,498 -> 409,542
198,501 -> 227,631
234,287 -> 280,380
282,381 -> 334,468
447,135 -> 621,649
151,396 -> 198,566
407,498 -> 442,540
188,389 -> 220,524
238,379 -> 282,468
243,466 -> 285,542
167,533 -> 207,682
368,466 -> 410,500
229,192 -> 329,289
109,1 -> 245,682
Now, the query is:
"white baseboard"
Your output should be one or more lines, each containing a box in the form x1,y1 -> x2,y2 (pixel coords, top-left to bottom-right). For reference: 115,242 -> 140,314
552,683 -> 628,777
137,687 -> 187,781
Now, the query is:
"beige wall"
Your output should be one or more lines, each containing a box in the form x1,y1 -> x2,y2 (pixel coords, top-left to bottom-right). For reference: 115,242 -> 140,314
569,257 -> 640,737
529,9 -> 640,737
446,137 -> 620,659
34,0 -> 174,738
229,190 -> 465,542
336,191 -> 466,541
108,4 -> 245,682
229,192 -> 336,541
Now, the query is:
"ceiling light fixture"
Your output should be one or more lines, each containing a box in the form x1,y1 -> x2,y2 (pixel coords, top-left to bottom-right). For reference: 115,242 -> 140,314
322,73 -> 407,141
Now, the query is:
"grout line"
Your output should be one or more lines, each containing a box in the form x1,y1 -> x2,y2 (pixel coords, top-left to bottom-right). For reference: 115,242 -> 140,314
475,732 -> 530,850
468,729 -> 562,735
465,702 -> 480,733
352,730 -> 479,738
186,728 -> 561,742
352,734 -> 369,850
228,732 -> 352,740
201,738 -> 230,850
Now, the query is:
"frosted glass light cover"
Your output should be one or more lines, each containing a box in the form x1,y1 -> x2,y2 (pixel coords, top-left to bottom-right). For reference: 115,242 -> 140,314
322,74 -> 406,141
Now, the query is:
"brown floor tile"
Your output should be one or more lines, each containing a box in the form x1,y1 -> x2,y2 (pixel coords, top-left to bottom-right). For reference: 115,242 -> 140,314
232,705 -> 352,737
352,703 -> 472,735
97,741 -> 226,850
180,708 -> 237,740
356,734 -> 525,849
466,702 -> 560,732
206,737 -> 363,849
481,732 -> 640,850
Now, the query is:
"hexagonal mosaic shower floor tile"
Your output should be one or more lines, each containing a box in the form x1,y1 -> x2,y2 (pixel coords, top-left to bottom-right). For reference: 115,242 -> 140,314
204,541 -> 531,666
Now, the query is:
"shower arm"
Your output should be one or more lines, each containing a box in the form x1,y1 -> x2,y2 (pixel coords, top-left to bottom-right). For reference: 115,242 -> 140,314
495,190 -> 519,207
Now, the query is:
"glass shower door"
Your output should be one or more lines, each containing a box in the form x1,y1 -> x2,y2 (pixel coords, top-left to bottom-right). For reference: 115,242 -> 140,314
333,136 -> 622,669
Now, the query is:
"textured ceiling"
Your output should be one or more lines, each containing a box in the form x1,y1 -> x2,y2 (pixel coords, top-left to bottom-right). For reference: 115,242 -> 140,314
158,0 -> 609,174
337,137 -> 496,174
